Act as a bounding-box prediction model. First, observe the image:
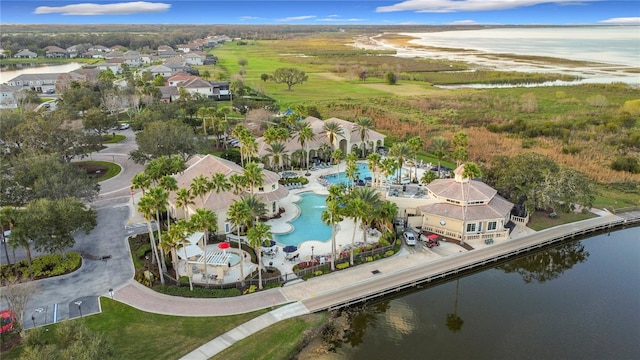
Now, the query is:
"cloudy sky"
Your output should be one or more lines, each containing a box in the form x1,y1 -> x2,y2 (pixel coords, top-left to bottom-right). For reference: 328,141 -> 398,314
1,0 -> 639,25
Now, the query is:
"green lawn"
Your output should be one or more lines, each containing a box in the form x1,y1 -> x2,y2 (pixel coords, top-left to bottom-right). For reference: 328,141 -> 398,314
71,160 -> 121,181
213,313 -> 326,360
526,210 -> 598,231
2,298 -> 272,360
104,134 -> 126,143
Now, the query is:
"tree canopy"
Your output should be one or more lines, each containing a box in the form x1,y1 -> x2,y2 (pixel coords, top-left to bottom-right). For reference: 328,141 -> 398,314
485,153 -> 596,215
129,120 -> 208,164
271,67 -> 308,91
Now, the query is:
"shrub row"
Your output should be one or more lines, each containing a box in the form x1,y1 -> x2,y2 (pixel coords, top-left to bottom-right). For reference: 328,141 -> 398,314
0,252 -> 82,284
153,285 -> 242,298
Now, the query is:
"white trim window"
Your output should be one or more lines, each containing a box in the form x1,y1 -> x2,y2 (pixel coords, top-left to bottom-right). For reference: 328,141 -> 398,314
466,223 -> 476,232
488,221 -> 497,231
224,222 -> 231,234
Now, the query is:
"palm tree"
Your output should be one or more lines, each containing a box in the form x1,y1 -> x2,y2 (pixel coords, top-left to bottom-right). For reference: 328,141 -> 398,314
317,143 -> 332,164
366,153 -> 381,188
232,125 -> 251,167
452,131 -> 469,167
243,161 -> 264,195
227,199 -> 251,282
380,157 -> 397,189
228,173 -> 247,195
210,172 -> 231,195
430,136 -> 450,178
389,142 -> 411,184
345,153 -> 359,190
174,188 -> 194,220
242,194 -> 267,228
131,172 -> 152,196
421,170 -> 438,185
196,106 -> 216,136
247,222 -> 272,290
323,121 -> 344,151
189,174 -> 211,208
158,175 -> 178,230
376,200 -> 399,232
332,148 -> 344,182
266,142 -> 287,171
345,196 -> 366,266
353,187 -> 382,245
352,117 -> 374,158
460,162 -> 482,244
137,195 -> 165,285
0,207 -> 18,265
147,186 -> 169,272
295,121 -> 315,175
322,190 -> 345,271
407,136 -> 423,183
189,208 -> 217,287
160,219 -> 191,285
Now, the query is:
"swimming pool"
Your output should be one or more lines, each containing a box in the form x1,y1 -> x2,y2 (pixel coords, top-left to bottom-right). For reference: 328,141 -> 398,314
324,162 -> 407,185
274,192 -> 332,246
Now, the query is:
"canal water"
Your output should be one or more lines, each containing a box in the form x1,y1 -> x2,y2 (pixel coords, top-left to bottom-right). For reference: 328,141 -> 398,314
327,226 -> 639,359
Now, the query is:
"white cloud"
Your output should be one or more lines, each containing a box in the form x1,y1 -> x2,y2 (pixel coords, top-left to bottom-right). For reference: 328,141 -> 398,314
239,16 -> 260,21
277,15 -> 316,22
376,0 -> 595,13
599,17 -> 640,25
34,1 -> 170,16
448,20 -> 480,25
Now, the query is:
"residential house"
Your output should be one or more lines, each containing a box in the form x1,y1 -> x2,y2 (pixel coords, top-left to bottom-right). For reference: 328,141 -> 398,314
157,45 -> 176,58
0,84 -> 22,109
88,45 -> 110,53
105,51 -> 124,59
14,49 -> 37,59
168,154 -> 289,234
44,46 -> 68,58
210,81 -> 230,100
97,58 -> 124,74
6,73 -> 61,93
144,64 -> 173,78
255,116 -> 386,165
416,165 -> 514,243
167,72 -> 198,87
178,78 -> 213,97
163,56 -> 188,74
56,68 -> 100,91
158,86 -> 180,103
184,52 -> 205,66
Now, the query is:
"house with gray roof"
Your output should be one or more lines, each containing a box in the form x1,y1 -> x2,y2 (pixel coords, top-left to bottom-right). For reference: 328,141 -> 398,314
0,84 -> 22,109
6,73 -> 61,93
14,49 -> 37,58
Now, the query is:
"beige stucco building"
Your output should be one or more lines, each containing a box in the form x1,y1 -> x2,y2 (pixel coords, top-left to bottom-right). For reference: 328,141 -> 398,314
416,166 -> 514,242
169,154 -> 289,234
256,116 -> 386,164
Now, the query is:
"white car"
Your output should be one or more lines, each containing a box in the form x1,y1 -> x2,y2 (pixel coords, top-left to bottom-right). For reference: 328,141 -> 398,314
119,123 -> 130,130
403,231 -> 416,246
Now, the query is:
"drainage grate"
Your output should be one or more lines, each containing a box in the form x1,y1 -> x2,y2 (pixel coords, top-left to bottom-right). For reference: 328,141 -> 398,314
371,270 -> 381,275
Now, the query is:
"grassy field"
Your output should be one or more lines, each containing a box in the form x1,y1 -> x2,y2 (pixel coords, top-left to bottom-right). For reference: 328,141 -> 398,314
2,298 -> 273,360
526,210 -> 598,231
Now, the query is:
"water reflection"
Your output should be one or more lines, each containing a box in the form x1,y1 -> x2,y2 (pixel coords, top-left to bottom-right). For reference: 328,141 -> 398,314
497,241 -> 590,283
319,227 -> 639,359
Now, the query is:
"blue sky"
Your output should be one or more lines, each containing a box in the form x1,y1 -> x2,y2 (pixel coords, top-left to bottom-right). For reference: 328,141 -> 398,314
1,1 -> 639,25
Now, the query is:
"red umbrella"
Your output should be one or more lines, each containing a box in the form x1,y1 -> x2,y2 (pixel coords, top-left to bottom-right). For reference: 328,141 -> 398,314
218,242 -> 230,253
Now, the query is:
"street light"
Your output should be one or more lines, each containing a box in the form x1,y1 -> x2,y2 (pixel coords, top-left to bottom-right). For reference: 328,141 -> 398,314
311,246 -> 314,261
74,301 -> 83,318
31,308 -> 43,328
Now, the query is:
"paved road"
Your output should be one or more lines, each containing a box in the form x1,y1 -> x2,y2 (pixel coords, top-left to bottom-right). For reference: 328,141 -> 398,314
1,130 -> 145,326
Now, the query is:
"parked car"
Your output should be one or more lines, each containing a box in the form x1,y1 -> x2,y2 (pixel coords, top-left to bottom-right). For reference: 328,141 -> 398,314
119,123 -> 130,130
0,309 -> 15,334
403,231 -> 416,246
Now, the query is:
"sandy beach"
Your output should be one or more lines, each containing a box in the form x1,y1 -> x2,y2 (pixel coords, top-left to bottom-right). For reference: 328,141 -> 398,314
351,28 -> 640,86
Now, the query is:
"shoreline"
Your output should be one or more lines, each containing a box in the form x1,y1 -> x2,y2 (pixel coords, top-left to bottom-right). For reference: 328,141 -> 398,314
351,32 -> 640,86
